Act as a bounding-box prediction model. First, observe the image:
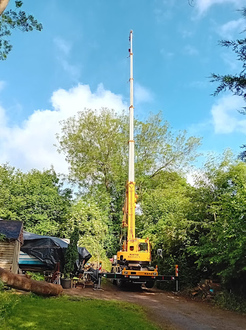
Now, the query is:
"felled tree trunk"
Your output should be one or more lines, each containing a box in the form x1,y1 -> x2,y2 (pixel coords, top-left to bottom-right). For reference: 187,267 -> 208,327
0,0 -> 10,15
0,267 -> 63,296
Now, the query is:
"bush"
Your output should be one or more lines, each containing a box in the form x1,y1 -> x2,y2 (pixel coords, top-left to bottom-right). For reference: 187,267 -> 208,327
26,272 -> 45,281
214,291 -> 246,313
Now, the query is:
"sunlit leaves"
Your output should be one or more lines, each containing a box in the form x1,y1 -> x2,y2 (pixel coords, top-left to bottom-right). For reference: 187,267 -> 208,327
0,164 -> 72,236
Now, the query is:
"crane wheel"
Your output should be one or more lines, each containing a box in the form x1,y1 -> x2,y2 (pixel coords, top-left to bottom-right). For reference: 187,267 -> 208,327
145,281 -> 155,289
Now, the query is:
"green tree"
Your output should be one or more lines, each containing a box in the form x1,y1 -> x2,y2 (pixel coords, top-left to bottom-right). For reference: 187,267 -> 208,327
68,197 -> 109,261
137,171 -> 201,286
0,164 -> 72,235
0,1 -> 42,60
57,108 -> 201,254
189,152 -> 246,293
57,109 -> 200,190
64,226 -> 79,277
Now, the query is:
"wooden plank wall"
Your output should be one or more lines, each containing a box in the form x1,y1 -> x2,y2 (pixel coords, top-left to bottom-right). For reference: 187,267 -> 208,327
0,241 -> 18,273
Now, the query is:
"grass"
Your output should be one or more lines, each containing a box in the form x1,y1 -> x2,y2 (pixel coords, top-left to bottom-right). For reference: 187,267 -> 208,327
0,292 -> 159,330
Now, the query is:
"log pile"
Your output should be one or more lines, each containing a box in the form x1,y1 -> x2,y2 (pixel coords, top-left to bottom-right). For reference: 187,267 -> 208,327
0,267 -> 63,296
191,279 -> 221,300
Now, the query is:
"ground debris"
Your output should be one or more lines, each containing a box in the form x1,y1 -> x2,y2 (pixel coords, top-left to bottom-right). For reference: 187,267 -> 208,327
190,279 -> 221,300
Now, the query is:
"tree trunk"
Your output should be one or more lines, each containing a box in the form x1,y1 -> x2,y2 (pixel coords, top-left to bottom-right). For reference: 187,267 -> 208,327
0,267 -> 63,296
0,0 -> 10,15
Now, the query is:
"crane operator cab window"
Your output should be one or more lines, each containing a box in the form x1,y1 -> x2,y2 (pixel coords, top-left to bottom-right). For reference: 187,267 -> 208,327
138,242 -> 148,252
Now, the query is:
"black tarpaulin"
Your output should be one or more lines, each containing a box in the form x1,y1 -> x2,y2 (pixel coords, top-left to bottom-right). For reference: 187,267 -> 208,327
21,232 -> 92,270
0,219 -> 23,241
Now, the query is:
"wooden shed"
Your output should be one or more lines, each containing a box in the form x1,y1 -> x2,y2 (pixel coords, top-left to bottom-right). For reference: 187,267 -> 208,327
0,220 -> 23,274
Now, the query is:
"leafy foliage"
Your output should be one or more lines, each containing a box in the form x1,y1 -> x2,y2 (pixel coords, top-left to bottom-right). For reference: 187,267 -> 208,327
188,152 -> 246,292
215,291 -> 246,313
0,0 -> 42,60
57,108 -> 201,254
64,226 -> 79,277
68,197 -> 110,261
0,164 -> 72,236
0,233 -> 6,241
137,171 -> 202,287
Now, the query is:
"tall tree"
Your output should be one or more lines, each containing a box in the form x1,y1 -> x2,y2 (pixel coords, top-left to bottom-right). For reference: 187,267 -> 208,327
57,108 -> 200,192
57,108 -> 201,252
0,1 -> 42,60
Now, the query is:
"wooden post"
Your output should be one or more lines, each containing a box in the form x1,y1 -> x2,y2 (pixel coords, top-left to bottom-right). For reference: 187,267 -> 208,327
175,264 -> 179,292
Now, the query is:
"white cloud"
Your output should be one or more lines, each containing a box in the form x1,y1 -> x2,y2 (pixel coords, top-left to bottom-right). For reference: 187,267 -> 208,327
211,94 -> 246,134
0,84 -> 127,173
54,37 -> 71,56
195,0 -> 244,16
134,82 -> 153,105
53,37 -> 80,80
217,18 -> 245,39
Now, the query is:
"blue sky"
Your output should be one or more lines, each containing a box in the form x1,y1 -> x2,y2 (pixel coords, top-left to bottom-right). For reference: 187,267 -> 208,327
0,0 -> 246,174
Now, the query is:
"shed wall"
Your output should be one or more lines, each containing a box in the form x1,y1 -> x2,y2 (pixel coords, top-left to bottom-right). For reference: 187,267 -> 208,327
0,241 -> 20,274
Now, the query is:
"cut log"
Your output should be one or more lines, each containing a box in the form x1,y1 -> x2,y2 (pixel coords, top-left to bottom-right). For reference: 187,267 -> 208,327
0,267 -> 63,296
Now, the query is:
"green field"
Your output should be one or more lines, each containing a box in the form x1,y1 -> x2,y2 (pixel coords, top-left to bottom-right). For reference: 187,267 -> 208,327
0,292 -> 159,330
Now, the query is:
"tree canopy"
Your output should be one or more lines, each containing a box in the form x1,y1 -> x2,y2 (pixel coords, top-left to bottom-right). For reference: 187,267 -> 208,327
57,108 -> 201,192
0,164 -> 72,236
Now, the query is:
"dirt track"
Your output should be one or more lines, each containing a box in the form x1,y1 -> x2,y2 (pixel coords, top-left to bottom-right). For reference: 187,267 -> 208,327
65,281 -> 246,330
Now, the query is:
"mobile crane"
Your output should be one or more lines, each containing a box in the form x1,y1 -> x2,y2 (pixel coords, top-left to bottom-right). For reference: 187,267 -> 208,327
102,31 -> 178,289
109,31 -> 157,288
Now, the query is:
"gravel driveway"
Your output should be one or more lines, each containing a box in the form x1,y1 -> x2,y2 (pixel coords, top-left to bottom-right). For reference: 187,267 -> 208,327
65,281 -> 246,330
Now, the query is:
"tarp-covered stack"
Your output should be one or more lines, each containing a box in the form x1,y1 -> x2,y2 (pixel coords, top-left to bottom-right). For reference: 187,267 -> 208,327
19,232 -> 91,272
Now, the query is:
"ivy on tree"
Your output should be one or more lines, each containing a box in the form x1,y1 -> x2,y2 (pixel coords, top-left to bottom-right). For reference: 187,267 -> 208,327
0,0 -> 42,60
